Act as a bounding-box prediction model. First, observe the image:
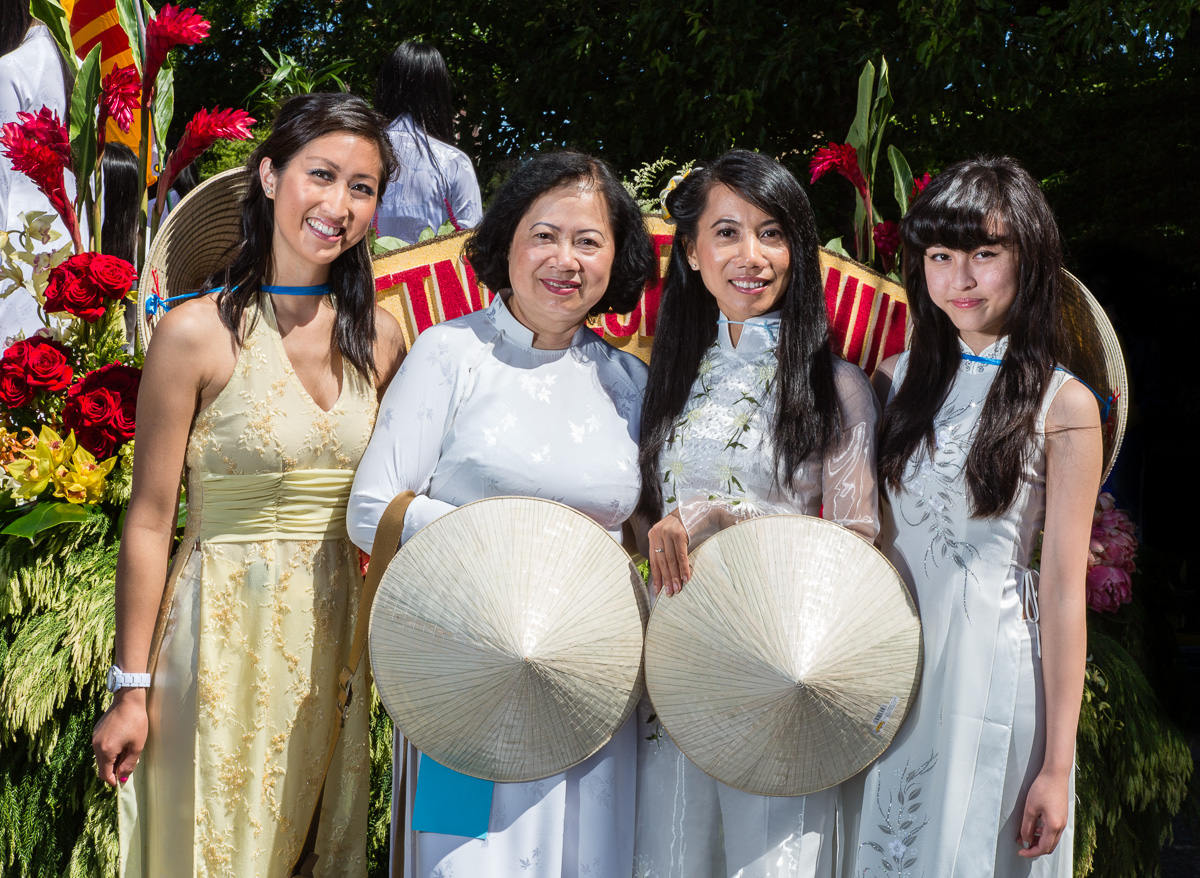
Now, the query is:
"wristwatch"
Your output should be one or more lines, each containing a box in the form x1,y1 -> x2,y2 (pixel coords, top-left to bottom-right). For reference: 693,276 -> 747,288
106,665 -> 151,692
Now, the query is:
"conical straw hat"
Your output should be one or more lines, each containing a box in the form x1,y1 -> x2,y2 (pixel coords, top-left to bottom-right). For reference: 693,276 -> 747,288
644,515 -> 922,797
369,496 -> 648,782
138,167 -> 247,348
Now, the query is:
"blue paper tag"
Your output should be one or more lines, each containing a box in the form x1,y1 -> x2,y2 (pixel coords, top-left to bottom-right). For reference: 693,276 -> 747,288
411,754 -> 494,839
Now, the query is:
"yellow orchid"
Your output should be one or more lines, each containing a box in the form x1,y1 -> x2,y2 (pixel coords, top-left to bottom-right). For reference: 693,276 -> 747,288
5,426 -> 78,500
51,444 -> 116,505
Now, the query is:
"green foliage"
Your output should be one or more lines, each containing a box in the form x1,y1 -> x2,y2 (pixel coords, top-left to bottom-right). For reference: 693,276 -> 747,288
244,47 -> 353,114
1074,626 -> 1192,877
197,123 -> 267,181
367,695 -> 394,878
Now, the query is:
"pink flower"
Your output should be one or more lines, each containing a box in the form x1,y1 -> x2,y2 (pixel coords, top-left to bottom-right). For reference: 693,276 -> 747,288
809,143 -> 868,201
0,108 -> 79,249
1086,565 -> 1132,613
100,65 -> 141,135
873,220 -> 900,272
159,107 -> 255,195
911,173 -> 932,199
143,6 -> 210,105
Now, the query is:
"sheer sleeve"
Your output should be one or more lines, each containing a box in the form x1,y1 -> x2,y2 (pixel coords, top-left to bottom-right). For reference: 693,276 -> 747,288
823,360 -> 882,542
346,327 -> 465,554
449,152 -> 483,229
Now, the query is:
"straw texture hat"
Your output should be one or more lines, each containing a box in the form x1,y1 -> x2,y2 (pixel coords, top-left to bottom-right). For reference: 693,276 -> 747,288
138,167 -> 247,348
644,515 -> 922,797
1059,270 -> 1128,481
369,496 -> 648,783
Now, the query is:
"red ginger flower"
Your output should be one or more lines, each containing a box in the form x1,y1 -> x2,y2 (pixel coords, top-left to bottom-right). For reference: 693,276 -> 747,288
143,5 -> 210,105
100,65 -> 140,135
160,107 -> 255,193
809,142 -> 868,201
0,108 -> 79,250
911,173 -> 932,199
873,220 -> 900,273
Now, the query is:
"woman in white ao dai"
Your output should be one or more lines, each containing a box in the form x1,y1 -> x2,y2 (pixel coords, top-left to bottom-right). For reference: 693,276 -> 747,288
635,152 -> 880,878
847,157 -> 1102,878
347,152 -> 657,878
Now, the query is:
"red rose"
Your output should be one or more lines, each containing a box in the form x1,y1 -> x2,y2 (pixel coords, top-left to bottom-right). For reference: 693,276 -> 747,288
62,363 -> 142,456
88,254 -> 137,301
0,362 -> 33,407
44,261 -> 108,322
2,336 -> 73,392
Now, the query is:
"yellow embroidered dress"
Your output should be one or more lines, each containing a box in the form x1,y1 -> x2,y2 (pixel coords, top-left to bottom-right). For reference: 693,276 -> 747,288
119,295 -> 376,877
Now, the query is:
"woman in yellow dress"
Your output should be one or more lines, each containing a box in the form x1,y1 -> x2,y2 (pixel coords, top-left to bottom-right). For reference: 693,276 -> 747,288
91,92 -> 406,876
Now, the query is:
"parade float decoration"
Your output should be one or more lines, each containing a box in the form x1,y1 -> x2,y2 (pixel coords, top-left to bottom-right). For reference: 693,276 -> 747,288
0,11 -> 1190,873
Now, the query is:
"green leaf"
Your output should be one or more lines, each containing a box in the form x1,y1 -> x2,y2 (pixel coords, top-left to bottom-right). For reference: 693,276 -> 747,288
152,66 -> 175,162
28,0 -> 77,72
869,58 -> 893,175
114,0 -> 143,71
888,145 -> 914,217
69,44 -> 103,201
823,237 -> 852,258
847,59 -> 875,152
371,235 -> 407,255
0,502 -> 93,541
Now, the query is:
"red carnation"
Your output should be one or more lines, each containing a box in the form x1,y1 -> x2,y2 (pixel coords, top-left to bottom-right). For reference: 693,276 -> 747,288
911,173 -> 932,199
159,107 -> 255,198
88,254 -> 137,301
873,220 -> 900,273
99,65 -> 140,137
809,142 -> 868,201
2,336 -> 73,393
62,363 -> 141,457
143,6 -> 211,105
0,108 -> 80,250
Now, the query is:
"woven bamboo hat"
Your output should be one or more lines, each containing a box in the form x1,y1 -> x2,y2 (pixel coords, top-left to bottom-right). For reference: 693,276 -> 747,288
1059,270 -> 1128,481
644,515 -> 922,797
369,496 -> 648,782
138,167 -> 247,348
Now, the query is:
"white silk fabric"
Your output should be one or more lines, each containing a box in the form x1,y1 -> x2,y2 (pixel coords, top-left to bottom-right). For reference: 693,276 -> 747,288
635,313 -> 881,878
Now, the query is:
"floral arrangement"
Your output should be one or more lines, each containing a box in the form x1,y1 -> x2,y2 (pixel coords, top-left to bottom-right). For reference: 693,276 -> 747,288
1085,492 -> 1137,613
808,58 -> 931,279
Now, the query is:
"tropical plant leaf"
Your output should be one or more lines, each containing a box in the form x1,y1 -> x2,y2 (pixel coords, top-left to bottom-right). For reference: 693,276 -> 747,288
69,44 -> 103,201
888,145 -> 914,217
28,0 -> 76,72
113,0 -> 143,71
152,65 -> 175,164
0,503 -> 93,541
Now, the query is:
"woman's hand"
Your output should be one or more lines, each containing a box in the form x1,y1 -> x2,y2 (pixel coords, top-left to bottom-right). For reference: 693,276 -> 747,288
1016,768 -> 1070,857
92,689 -> 149,787
647,508 -> 690,596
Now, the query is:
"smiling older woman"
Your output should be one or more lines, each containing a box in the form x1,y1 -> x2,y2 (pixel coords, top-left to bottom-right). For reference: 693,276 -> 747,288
347,150 -> 655,878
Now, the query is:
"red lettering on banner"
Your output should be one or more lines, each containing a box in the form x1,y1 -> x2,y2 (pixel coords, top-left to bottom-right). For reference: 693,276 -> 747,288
378,265 -> 434,334
643,234 -> 673,335
864,294 -> 893,374
604,300 -> 642,337
831,275 -> 859,352
844,283 -> 875,365
884,300 -> 908,360
824,267 -> 844,321
434,259 -> 484,322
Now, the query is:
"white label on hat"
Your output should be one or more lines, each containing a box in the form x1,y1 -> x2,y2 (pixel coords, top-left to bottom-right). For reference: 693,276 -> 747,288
871,696 -> 900,736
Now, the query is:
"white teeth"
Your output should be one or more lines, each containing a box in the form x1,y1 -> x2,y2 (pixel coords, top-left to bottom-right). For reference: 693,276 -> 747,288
307,218 -> 342,237
732,279 -> 767,290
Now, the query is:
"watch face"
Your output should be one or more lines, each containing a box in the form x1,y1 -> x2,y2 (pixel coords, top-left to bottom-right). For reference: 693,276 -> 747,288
106,665 -> 118,691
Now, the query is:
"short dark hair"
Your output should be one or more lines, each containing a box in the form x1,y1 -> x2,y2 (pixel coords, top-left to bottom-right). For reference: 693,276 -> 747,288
374,41 -> 455,143
464,150 -> 654,316
216,92 -> 398,378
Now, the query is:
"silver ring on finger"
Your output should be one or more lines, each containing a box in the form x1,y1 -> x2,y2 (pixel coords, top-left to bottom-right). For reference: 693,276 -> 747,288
654,548 -> 665,553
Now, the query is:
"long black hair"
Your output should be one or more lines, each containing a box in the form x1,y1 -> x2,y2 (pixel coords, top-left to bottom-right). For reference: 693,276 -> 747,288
1,4 -> 32,56
637,150 -> 842,520
215,92 -> 398,379
464,150 -> 654,315
879,155 -> 1066,517
374,41 -> 455,143
101,144 -> 140,265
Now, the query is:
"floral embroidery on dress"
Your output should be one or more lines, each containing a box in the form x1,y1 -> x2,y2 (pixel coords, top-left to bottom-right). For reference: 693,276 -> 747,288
862,750 -> 937,877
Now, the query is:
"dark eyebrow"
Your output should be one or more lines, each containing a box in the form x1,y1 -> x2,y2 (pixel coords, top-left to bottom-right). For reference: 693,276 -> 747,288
709,216 -> 781,229
530,221 -> 607,237
309,155 -> 379,184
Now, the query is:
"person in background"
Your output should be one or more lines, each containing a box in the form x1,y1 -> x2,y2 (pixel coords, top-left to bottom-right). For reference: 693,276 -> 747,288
0,5 -> 85,340
373,40 -> 482,244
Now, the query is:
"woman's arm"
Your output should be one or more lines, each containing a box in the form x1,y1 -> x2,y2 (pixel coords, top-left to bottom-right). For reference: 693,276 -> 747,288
823,362 -> 882,542
372,305 -> 407,398
91,298 -> 233,787
347,326 -> 463,554
1018,377 -> 1102,857
870,353 -> 901,411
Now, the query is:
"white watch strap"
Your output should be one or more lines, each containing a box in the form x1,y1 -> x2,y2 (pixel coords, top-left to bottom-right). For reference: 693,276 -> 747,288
108,665 -> 151,690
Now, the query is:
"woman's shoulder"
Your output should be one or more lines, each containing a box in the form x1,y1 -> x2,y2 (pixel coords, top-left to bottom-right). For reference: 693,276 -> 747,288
831,355 -> 874,394
583,334 -> 649,390
150,293 -> 228,351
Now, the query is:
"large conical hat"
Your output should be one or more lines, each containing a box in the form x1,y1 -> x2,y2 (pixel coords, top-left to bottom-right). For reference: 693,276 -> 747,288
369,496 -> 648,782
644,515 -> 922,797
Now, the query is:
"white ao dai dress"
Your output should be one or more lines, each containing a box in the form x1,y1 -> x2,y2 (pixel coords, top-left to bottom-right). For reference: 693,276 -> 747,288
846,338 -> 1075,878
635,314 -> 881,878
347,292 -> 646,878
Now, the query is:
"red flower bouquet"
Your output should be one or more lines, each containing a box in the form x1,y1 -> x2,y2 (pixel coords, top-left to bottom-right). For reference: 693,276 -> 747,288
61,363 -> 141,458
43,253 -> 136,322
0,108 -> 80,249
1,337 -> 73,394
